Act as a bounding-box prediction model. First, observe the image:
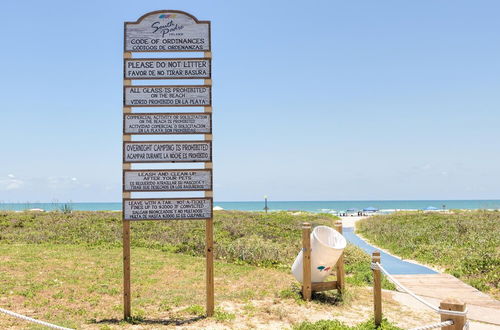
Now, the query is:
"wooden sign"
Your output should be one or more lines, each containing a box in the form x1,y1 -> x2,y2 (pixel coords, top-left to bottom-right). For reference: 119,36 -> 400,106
124,169 -> 212,192
124,58 -> 211,79
124,85 -> 211,107
124,113 -> 211,135
122,9 -> 215,319
123,198 -> 213,220
125,10 -> 210,52
123,141 -> 211,163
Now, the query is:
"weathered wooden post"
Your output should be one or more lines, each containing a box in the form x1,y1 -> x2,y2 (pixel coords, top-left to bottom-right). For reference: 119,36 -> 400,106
440,298 -> 467,330
302,223 -> 312,301
334,220 -> 345,293
372,251 -> 382,326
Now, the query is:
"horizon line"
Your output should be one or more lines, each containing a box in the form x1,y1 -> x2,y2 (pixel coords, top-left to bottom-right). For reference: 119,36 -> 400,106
2,198 -> 500,204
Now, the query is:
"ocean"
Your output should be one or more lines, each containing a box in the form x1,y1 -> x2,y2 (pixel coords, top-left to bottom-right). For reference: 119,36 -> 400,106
1,200 -> 499,212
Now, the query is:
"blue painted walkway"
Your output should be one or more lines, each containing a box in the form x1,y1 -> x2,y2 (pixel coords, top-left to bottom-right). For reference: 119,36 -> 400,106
343,228 -> 437,275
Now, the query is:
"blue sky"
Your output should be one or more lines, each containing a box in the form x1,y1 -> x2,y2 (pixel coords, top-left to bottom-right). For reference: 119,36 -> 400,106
0,0 -> 499,202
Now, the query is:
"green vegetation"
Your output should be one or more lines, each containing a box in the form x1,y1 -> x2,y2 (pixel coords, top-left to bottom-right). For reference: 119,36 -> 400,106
0,210 -> 405,328
0,210 -> 334,268
0,244 -> 293,328
213,307 -> 236,322
0,210 -> 392,289
343,243 -> 394,290
59,202 -> 73,214
294,318 -> 401,330
357,210 -> 500,298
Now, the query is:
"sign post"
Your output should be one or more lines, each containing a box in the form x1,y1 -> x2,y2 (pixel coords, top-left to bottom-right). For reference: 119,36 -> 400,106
122,10 -> 214,319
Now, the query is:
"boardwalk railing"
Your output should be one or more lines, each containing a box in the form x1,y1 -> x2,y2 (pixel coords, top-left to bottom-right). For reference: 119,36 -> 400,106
371,251 -> 469,330
0,307 -> 74,329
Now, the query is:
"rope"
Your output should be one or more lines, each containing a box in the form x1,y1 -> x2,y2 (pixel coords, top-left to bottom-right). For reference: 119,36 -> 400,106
409,320 -> 453,330
371,262 -> 467,317
0,307 -> 74,330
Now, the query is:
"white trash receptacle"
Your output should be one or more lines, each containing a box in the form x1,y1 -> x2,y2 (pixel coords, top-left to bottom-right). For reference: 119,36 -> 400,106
291,225 -> 346,283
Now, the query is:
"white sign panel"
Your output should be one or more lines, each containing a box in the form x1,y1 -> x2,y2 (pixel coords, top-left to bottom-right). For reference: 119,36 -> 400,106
124,85 -> 210,107
123,198 -> 212,220
124,113 -> 211,134
124,141 -> 211,163
125,11 -> 210,52
124,58 -> 211,79
124,169 -> 212,192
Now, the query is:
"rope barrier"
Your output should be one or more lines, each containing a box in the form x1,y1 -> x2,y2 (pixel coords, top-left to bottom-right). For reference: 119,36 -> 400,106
0,307 -> 74,330
409,320 -> 453,330
371,262 -> 468,317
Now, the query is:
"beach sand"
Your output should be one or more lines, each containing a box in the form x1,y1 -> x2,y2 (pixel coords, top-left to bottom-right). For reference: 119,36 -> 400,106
339,215 -> 366,228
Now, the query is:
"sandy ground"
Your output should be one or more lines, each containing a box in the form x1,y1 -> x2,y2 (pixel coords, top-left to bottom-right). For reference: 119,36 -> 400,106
339,216 -> 365,228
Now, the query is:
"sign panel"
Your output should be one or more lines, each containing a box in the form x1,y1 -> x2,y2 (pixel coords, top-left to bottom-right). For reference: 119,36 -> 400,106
123,198 -> 212,220
124,169 -> 212,192
124,58 -> 211,79
124,85 -> 211,107
124,113 -> 211,135
125,10 -> 210,52
123,141 -> 211,163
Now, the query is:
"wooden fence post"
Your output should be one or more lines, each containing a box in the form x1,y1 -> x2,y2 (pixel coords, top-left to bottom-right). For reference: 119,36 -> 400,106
334,220 -> 345,293
440,298 -> 466,330
372,251 -> 382,326
302,223 -> 312,301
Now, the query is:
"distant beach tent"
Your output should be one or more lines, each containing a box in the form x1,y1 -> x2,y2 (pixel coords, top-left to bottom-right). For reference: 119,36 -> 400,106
363,207 -> 379,212
346,208 -> 357,212
424,206 -> 439,211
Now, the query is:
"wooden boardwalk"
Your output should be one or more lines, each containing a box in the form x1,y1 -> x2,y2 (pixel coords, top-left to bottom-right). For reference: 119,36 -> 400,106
393,274 -> 500,325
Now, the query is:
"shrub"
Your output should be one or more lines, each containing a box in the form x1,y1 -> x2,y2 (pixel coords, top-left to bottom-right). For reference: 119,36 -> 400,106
293,318 -> 401,329
357,211 -> 500,298
0,210 -> 393,289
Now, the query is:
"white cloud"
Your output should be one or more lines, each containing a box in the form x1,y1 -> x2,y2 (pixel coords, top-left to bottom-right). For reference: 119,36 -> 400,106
0,174 -> 118,202
47,176 -> 82,189
421,164 -> 432,171
0,175 -> 24,191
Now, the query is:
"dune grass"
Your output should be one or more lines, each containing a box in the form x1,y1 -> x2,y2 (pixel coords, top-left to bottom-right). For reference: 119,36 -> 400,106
0,243 -> 411,329
293,318 -> 401,330
1,210 -> 333,268
0,210 -> 392,290
0,244 -> 295,328
0,210 -> 403,328
356,210 -> 500,298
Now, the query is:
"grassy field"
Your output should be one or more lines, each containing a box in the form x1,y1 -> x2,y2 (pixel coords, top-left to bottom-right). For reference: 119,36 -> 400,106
294,319 -> 400,330
0,243 -> 422,329
0,210 -> 412,329
1,210 -> 335,268
357,210 -> 500,299
0,244 -> 295,328
0,210 -> 392,289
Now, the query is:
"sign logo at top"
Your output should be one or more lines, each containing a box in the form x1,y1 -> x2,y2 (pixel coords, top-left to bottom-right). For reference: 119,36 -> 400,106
125,10 -> 210,52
